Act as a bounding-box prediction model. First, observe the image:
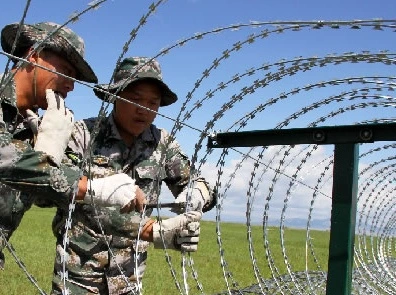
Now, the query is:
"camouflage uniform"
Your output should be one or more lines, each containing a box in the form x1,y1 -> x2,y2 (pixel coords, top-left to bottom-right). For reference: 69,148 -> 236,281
0,21 -> 97,269
51,113 -> 192,294
0,73 -> 81,268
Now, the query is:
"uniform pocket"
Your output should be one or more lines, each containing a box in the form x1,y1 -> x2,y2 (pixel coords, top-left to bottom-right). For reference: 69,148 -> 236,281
67,223 -> 109,255
135,161 -> 166,204
135,161 -> 167,181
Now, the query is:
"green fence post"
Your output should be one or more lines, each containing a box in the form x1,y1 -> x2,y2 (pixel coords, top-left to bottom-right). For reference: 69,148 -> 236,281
325,143 -> 359,295
207,123 -> 396,293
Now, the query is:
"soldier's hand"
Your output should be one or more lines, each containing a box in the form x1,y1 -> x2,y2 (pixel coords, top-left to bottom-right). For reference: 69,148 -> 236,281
152,211 -> 202,252
34,89 -> 74,166
172,180 -> 212,214
85,173 -> 137,211
25,109 -> 39,135
120,186 -> 146,214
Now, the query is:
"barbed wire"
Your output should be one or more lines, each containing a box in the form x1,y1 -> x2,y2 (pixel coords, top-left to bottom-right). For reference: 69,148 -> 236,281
0,1 -> 396,294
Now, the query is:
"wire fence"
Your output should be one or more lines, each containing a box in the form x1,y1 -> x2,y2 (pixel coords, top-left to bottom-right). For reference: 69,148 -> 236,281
1,1 -> 396,294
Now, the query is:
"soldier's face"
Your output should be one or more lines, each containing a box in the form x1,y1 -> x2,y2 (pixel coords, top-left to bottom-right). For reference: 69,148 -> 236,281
33,50 -> 76,109
115,80 -> 161,137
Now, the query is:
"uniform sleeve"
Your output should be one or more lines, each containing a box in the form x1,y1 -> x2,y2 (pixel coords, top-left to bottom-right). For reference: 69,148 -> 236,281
66,119 -> 92,157
0,117 -> 81,206
161,129 -> 217,212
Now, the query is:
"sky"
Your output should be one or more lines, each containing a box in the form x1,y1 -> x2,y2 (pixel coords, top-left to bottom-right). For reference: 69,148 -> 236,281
1,0 -> 396,227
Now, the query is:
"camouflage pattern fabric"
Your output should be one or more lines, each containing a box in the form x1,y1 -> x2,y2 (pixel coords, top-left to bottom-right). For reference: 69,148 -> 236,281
52,112 -> 196,294
1,22 -> 97,83
93,56 -> 177,106
0,73 -> 81,269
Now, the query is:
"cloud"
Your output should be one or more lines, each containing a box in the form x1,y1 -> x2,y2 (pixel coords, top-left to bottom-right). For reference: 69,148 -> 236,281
198,144 -> 335,228
156,142 -> 391,232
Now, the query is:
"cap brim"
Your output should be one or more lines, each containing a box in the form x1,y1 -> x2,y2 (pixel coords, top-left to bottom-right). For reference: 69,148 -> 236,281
1,23 -> 97,83
93,76 -> 177,106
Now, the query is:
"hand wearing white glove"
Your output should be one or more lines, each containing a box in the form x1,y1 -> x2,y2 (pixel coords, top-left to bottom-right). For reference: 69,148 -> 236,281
172,180 -> 211,214
153,211 -> 202,252
27,89 -> 74,166
25,109 -> 39,135
85,173 -> 139,212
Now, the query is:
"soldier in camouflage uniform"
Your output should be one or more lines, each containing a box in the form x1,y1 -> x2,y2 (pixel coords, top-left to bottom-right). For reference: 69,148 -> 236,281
0,22 -> 142,271
51,57 -> 215,294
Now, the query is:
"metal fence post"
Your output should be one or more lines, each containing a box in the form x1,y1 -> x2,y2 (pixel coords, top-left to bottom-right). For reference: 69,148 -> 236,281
207,123 -> 396,294
326,143 -> 359,295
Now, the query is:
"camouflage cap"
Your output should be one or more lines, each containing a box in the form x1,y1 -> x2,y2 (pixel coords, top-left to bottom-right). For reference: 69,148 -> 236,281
93,57 -> 177,106
1,22 -> 97,83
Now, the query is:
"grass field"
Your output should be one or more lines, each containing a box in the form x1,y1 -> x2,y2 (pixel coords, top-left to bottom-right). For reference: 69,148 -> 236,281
0,206 -> 331,295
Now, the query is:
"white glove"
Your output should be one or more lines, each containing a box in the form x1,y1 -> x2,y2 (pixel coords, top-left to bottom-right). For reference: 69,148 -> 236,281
172,180 -> 211,214
25,109 -> 39,135
153,211 -> 202,252
33,89 -> 74,166
85,173 -> 137,210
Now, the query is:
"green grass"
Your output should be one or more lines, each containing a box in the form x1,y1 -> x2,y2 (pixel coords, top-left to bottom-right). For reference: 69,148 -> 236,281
0,206 -> 331,295
0,206 -> 56,295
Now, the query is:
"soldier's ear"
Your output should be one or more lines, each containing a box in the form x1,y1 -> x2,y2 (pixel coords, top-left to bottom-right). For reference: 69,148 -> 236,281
11,46 -> 35,69
18,47 -> 40,71
27,47 -> 39,61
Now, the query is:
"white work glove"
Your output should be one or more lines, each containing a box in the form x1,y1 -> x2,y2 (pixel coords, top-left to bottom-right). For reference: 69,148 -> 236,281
171,180 -> 211,214
85,173 -> 137,211
153,211 -> 202,252
25,109 -> 39,135
29,89 -> 74,166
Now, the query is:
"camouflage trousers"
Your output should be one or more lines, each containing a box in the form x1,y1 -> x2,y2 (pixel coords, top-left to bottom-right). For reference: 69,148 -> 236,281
0,186 -> 36,270
51,226 -> 148,295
